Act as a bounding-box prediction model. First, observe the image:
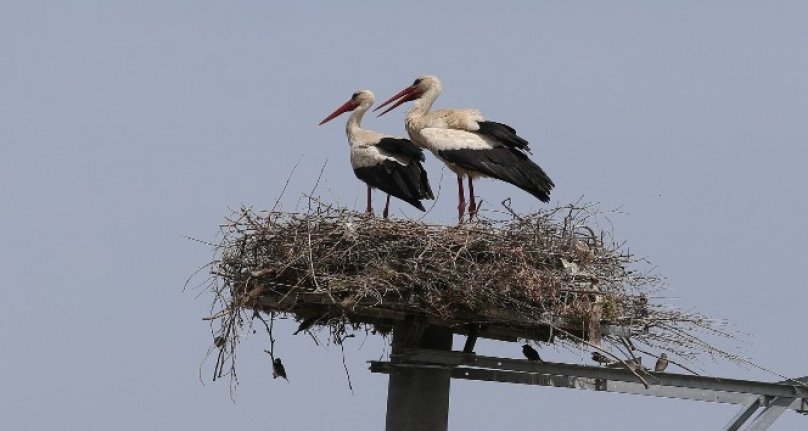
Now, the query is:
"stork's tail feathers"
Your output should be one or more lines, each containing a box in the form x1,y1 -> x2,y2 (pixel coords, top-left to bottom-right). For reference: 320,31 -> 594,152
439,147 -> 554,203
519,162 -> 554,203
353,159 -> 434,213
403,198 -> 427,212
418,163 -> 435,201
400,164 -> 431,212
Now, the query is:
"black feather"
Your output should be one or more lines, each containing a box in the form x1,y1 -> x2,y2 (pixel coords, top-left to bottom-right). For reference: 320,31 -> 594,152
522,344 -> 542,362
439,147 -> 554,202
375,137 -> 425,162
272,358 -> 288,380
591,352 -> 612,365
354,160 -> 433,211
476,121 -> 530,152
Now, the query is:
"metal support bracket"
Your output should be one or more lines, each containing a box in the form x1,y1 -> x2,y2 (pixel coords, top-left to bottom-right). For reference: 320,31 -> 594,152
721,397 -> 762,431
370,349 -> 808,430
746,397 -> 792,430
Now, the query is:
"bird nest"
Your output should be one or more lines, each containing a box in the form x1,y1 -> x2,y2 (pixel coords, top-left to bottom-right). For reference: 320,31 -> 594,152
199,199 -> 732,385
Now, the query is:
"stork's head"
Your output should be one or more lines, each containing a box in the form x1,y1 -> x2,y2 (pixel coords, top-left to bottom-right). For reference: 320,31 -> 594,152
375,75 -> 441,117
318,89 -> 375,125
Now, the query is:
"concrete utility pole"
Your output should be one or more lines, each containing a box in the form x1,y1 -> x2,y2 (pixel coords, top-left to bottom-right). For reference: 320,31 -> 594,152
385,324 -> 453,431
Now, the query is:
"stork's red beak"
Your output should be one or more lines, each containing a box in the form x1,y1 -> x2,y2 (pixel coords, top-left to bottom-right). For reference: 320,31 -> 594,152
319,100 -> 360,125
374,86 -> 422,117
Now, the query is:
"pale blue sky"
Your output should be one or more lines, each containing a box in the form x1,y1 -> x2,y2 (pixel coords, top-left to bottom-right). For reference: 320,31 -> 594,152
2,2 -> 807,430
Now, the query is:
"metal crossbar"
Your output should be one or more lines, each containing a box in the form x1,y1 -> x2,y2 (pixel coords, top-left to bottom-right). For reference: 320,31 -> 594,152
370,349 -> 808,430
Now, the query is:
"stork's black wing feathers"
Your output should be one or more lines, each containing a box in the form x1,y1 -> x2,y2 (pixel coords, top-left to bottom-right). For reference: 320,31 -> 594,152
354,160 -> 434,211
375,137 -> 425,162
476,121 -> 530,152
439,147 -> 554,202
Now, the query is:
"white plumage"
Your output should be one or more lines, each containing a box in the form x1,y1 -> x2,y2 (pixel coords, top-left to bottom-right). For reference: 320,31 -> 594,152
420,128 -> 499,152
319,90 -> 434,217
376,75 -> 555,222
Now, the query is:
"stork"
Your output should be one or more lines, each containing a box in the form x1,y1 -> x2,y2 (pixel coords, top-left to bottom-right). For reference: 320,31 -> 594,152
375,75 -> 554,222
319,90 -> 434,218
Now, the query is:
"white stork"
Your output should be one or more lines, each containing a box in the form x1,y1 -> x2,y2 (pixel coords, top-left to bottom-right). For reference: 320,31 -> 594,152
319,89 -> 434,218
375,75 -> 554,222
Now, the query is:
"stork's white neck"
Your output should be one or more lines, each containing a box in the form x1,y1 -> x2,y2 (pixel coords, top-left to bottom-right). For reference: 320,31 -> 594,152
404,87 -> 440,144
345,103 -> 370,144
408,86 -> 440,119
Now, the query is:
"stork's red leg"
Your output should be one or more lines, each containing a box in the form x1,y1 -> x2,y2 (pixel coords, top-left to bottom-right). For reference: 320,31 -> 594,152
457,175 -> 466,223
366,185 -> 373,216
383,194 -> 391,219
468,177 -> 477,219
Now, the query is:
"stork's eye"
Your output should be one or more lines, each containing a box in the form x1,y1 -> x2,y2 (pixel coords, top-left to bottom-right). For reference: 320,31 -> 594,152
413,78 -> 422,86
351,92 -> 360,99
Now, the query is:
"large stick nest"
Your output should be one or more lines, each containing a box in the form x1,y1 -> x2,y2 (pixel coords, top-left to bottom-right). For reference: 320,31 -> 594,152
202,200 -> 733,385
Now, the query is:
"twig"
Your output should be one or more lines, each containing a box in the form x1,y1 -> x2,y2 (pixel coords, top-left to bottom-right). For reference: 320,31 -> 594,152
203,309 -> 231,321
270,156 -> 303,215
340,342 -> 354,393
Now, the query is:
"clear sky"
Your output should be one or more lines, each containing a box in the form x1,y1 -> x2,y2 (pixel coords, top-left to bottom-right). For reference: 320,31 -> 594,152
2,1 -> 807,430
